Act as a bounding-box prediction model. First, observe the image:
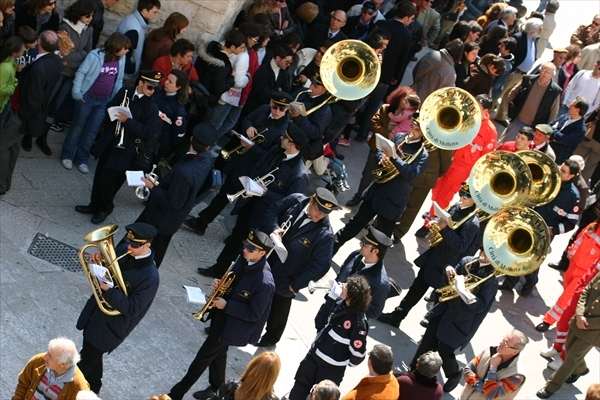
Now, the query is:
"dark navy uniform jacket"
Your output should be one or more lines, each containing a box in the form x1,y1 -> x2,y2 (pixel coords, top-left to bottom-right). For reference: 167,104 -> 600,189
429,256 -> 498,349
417,204 -> 480,288
239,104 -> 290,160
535,180 -> 580,235
76,242 -> 159,352
93,88 -> 162,171
312,301 -> 368,368
138,152 -> 213,235
551,115 -> 586,164
293,92 -> 332,161
365,145 -> 429,221
220,257 -> 275,346
153,90 -> 187,159
334,250 -> 390,319
263,193 -> 334,297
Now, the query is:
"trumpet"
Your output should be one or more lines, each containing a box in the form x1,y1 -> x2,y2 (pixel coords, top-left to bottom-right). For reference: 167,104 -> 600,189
193,262 -> 237,321
436,258 -> 500,303
135,164 -> 159,201
226,167 -> 279,203
220,129 -> 267,160
426,208 -> 490,247
114,89 -> 129,149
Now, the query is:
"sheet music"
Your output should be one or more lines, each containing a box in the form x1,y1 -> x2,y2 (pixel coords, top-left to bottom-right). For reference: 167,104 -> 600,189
183,285 -> 206,305
239,176 -> 266,197
375,133 -> 397,158
126,170 -> 145,187
107,106 -> 132,121
269,232 -> 288,262
455,275 -> 476,304
432,201 -> 451,224
231,130 -> 255,147
90,263 -> 114,288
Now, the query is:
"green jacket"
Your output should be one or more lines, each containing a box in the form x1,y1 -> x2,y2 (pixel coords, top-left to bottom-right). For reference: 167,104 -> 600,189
0,58 -> 17,111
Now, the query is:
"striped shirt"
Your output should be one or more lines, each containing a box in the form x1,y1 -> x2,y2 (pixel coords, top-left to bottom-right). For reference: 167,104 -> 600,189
34,366 -> 75,400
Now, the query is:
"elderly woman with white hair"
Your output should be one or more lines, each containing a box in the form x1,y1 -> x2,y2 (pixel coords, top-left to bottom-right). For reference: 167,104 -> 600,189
12,337 -> 89,400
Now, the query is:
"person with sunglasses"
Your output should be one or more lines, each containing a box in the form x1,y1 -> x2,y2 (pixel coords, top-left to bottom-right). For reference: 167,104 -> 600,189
342,1 -> 378,41
256,187 -> 340,347
167,230 -> 275,400
76,222 -> 160,394
75,70 -> 162,225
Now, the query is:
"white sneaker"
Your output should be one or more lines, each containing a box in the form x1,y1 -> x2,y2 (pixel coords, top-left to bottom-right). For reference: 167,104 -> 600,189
77,164 -> 89,174
540,347 -> 559,360
61,159 -> 73,170
548,358 -> 563,370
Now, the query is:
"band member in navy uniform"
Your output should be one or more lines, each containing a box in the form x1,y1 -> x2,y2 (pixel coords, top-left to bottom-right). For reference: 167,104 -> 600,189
411,250 -> 499,392
167,230 -> 276,400
502,159 -> 581,296
378,183 -> 480,327
75,70 -> 162,225
76,222 -> 160,393
334,124 -> 428,253
197,124 -> 309,278
288,275 -> 371,400
183,92 -> 292,236
134,123 -> 218,267
256,187 -> 340,347
326,226 -> 393,319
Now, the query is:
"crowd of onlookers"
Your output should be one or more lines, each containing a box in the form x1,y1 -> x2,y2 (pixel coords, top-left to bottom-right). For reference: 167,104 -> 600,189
2,0 -> 600,399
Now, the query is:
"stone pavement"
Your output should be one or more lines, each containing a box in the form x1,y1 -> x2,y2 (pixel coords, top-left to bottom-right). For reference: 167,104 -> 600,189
2,1 -> 599,399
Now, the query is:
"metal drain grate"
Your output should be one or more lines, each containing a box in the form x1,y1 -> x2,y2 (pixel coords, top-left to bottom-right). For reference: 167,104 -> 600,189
27,233 -> 81,272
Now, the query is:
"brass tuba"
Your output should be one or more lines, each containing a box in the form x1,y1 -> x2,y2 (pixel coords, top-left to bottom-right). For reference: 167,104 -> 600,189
516,150 -> 561,207
78,225 -> 130,316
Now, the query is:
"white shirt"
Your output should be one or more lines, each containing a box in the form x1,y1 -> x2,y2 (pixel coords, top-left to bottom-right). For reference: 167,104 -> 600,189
134,250 -> 152,259
134,89 -> 144,99
360,257 -> 376,270
33,51 -> 49,62
517,35 -> 536,73
270,58 -> 281,81
563,70 -> 600,113
284,150 -> 300,160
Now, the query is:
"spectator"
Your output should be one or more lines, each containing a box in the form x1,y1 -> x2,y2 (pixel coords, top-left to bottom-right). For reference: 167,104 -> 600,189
90,0 -> 119,48
343,1 -> 378,41
447,20 -> 482,45
310,380 -> 341,400
497,125 -> 534,152
557,45 -> 582,91
341,344 -> 399,400
531,123 -> 557,160
416,0 -> 441,48
462,0 -> 492,22
142,12 -> 189,69
571,14 -> 600,48
116,0 -> 161,80
562,60 -> 600,117
12,337 -> 89,400
0,0 -> 15,40
536,0 -> 559,58
574,106 -> 600,182
530,48 -> 568,83
412,38 -> 463,100
152,38 -> 198,86
395,351 -> 443,400
479,24 -> 508,56
587,384 -> 600,400
270,0 -> 295,37
15,0 -> 60,33
61,32 -> 130,174
455,41 -> 480,88
464,53 -> 505,96
461,330 -> 528,400
347,0 -> 386,23
485,6 -> 518,35
305,9 -> 348,49
551,97 -> 589,163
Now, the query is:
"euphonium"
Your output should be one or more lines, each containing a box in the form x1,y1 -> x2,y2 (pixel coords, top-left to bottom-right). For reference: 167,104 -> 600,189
78,225 -> 130,316
193,264 -> 237,321
226,167 -> 280,203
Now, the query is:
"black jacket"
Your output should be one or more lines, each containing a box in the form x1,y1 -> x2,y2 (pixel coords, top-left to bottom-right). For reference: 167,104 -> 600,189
377,19 -> 413,84
153,90 -> 188,160
535,181 -> 580,235
304,22 -> 348,49
343,16 -> 376,40
508,75 -> 562,126
195,40 -> 234,106
292,92 -> 333,160
15,4 -> 59,33
76,243 -> 159,352
237,104 -> 290,163
244,60 -> 292,114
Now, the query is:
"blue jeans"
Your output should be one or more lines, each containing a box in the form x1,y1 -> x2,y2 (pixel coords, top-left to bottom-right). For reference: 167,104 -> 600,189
61,94 -> 109,165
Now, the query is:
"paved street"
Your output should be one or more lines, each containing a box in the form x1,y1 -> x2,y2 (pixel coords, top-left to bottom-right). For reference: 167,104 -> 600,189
1,1 -> 599,399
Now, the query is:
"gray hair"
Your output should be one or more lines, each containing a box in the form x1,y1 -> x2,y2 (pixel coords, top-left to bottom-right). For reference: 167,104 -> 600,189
311,379 -> 340,400
76,391 -> 102,400
48,337 -> 80,366
523,18 -> 544,34
510,329 -> 529,351
416,351 -> 443,378
500,6 -> 518,18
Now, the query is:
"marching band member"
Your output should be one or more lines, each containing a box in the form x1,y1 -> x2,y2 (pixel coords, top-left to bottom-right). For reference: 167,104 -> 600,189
167,230 -> 275,400
183,92 -> 291,237
411,250 -> 499,392
75,70 -> 162,225
133,123 -> 217,267
76,223 -> 160,393
197,124 -> 309,278
257,188 -> 340,347
288,276 -> 371,400
324,226 -> 393,320
378,183 -> 480,327
334,122 -> 428,253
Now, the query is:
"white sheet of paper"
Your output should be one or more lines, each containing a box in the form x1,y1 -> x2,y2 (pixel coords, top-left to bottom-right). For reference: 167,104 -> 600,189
375,133 -> 397,158
432,201 -> 451,224
455,275 -> 476,304
107,106 -> 132,121
269,232 -> 288,262
126,170 -> 145,187
239,176 -> 266,197
183,285 -> 206,305
90,263 -> 114,288
231,130 -> 254,147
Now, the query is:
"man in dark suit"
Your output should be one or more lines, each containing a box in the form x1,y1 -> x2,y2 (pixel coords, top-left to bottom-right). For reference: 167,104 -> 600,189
343,1 -> 378,40
134,123 -> 217,267
305,9 -> 348,50
551,98 -> 588,164
257,188 -> 339,347
198,124 -> 309,278
75,70 -> 162,224
19,30 -> 63,155
167,230 -> 276,400
243,45 -> 294,114
77,222 -> 160,393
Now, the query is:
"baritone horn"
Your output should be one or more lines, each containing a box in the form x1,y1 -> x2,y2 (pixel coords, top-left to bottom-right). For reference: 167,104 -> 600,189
78,225 -> 130,316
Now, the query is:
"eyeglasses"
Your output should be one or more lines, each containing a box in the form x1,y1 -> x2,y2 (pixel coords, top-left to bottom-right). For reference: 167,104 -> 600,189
243,242 -> 260,252
271,102 -> 287,111
500,338 -> 520,351
127,240 -> 146,248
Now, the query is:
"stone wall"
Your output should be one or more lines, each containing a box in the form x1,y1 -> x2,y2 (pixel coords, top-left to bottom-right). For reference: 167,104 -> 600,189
57,0 -> 252,44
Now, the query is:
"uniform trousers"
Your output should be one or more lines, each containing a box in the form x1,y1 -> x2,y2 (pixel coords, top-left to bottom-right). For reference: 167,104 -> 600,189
396,268 -> 430,318
352,150 -> 378,200
335,200 -> 395,250
89,154 -> 127,213
545,320 -> 598,393
288,353 -> 346,400
196,187 -> 229,228
168,317 -> 228,400
261,293 -> 293,343
77,340 -> 105,394
213,203 -> 253,275
410,315 -> 460,380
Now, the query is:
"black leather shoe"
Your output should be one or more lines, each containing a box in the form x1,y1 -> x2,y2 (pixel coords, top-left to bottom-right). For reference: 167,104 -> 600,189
345,196 -> 361,207
419,318 -> 429,328
197,266 -> 222,278
535,321 -> 551,332
182,217 -> 207,235
547,262 -> 567,272
377,308 -> 405,327
35,136 -> 52,156
192,386 -> 217,400
536,388 -> 554,398
21,135 -> 32,151
443,374 -> 461,392
91,211 -> 110,224
566,368 -> 589,383
75,205 -> 94,214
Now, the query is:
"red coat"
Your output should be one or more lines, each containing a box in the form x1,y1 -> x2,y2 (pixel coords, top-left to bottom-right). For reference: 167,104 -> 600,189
152,55 -> 199,86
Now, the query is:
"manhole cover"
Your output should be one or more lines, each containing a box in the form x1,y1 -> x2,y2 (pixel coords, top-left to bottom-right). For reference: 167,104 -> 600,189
27,233 -> 81,272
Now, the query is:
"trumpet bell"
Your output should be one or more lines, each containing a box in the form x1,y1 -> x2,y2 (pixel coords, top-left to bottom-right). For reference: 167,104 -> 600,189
516,150 -> 561,207
483,207 -> 550,276
418,87 -> 482,150
320,39 -> 381,101
468,151 -> 532,214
